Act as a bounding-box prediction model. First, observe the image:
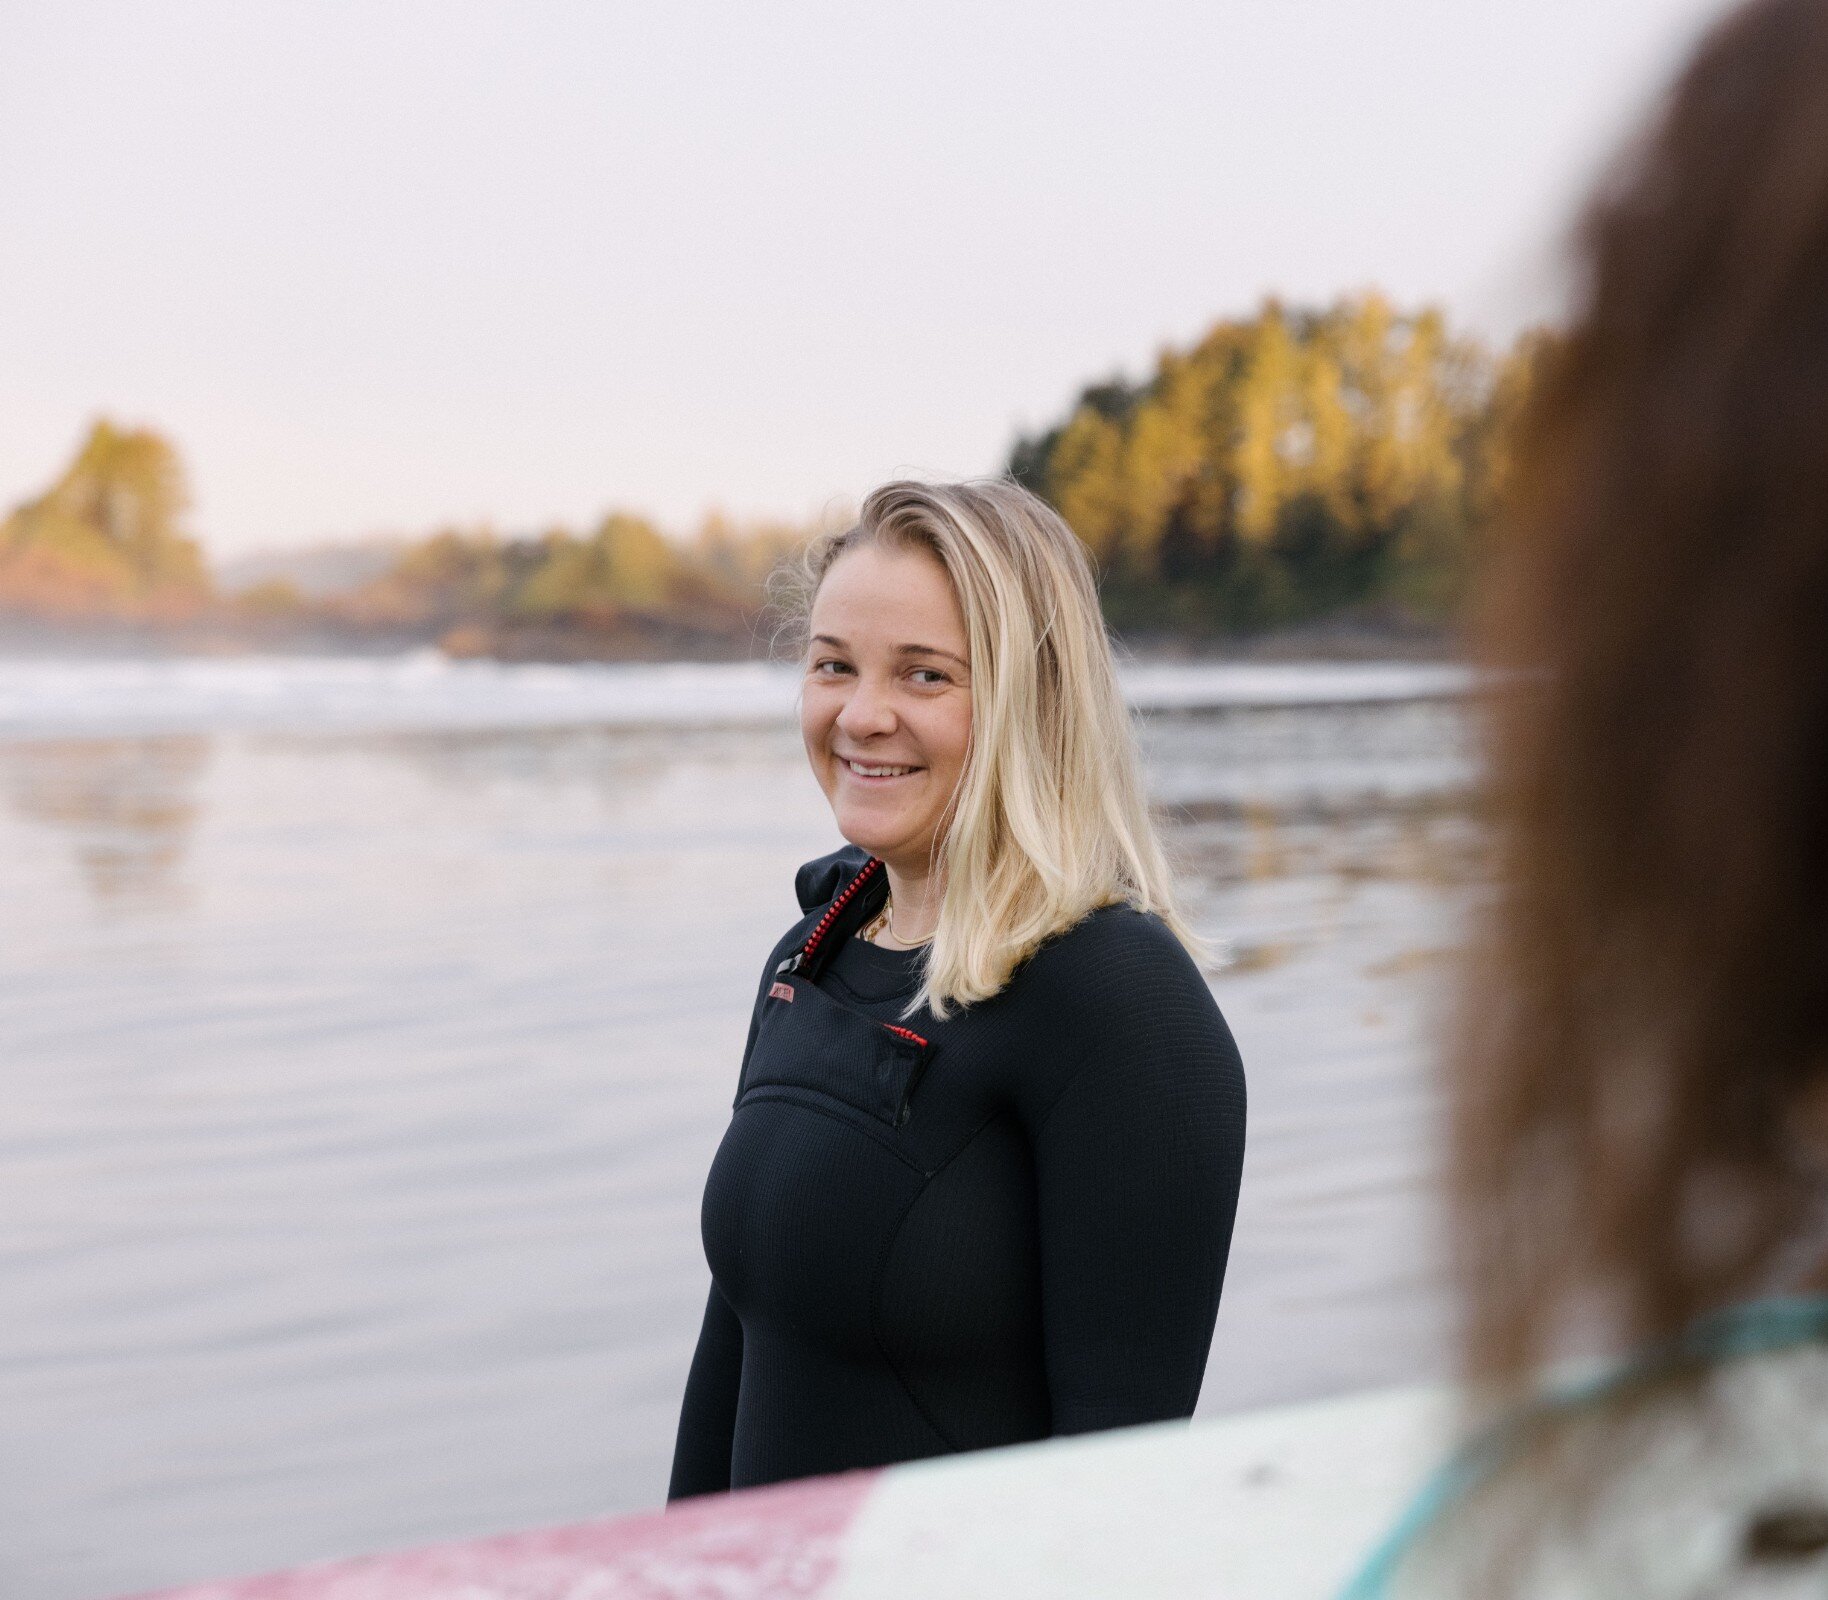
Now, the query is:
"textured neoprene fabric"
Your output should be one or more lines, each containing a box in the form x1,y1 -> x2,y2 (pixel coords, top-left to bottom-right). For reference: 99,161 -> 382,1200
666,843 -> 1248,1501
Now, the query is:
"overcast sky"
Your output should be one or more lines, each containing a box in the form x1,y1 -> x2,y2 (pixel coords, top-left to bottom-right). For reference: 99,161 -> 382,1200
0,0 -> 1725,557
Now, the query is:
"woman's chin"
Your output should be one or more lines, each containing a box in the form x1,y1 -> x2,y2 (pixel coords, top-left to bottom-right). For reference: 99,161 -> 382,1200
836,819 -> 896,855
834,809 -> 917,859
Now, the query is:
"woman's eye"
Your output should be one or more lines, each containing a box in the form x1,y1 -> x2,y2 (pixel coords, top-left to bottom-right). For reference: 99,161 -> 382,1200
808,659 -> 947,685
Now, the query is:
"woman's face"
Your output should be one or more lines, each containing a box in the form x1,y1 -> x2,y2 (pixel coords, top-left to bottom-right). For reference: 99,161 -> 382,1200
801,541 -> 973,874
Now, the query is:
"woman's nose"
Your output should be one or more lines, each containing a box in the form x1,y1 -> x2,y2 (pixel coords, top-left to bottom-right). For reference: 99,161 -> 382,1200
837,674 -> 896,735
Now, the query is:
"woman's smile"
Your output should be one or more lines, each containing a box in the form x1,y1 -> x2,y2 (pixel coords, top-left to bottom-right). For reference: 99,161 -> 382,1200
840,756 -> 925,783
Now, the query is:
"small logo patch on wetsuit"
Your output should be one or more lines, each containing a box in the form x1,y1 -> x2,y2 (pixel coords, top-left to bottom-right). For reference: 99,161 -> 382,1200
768,981 -> 794,1003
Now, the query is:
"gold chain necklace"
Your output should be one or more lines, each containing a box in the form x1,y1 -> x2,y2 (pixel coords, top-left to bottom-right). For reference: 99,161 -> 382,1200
860,893 -> 933,948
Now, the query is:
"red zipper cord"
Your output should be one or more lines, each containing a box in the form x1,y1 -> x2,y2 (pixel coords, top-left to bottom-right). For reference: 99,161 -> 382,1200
797,855 -> 884,965
785,855 -> 932,1048
882,1023 -> 929,1048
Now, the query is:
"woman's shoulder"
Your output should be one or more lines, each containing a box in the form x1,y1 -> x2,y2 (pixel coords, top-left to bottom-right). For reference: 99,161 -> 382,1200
993,900 -> 1241,1132
1021,898 -> 1207,993
1005,899 -> 1235,1060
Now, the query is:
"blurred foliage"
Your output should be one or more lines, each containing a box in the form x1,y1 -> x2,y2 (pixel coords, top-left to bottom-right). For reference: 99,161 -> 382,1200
3,294 -> 1550,649
1011,293 -> 1550,632
513,514 -> 681,620
338,528 -> 522,630
230,577 -> 308,617
335,509 -> 819,644
0,421 -> 212,620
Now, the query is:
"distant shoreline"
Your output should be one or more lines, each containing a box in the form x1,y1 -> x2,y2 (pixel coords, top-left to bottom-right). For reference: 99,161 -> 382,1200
0,655 -> 1474,743
0,608 -> 1459,666
1115,611 -> 1460,665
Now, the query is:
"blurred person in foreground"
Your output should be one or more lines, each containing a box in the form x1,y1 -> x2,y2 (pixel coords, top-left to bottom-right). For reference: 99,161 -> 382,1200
1345,0 -> 1828,1594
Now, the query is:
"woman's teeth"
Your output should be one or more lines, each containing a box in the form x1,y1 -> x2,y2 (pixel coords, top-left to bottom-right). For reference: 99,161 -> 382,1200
845,759 -> 918,777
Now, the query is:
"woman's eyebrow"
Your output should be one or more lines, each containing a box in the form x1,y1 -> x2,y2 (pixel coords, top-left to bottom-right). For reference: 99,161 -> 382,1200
811,634 -> 968,669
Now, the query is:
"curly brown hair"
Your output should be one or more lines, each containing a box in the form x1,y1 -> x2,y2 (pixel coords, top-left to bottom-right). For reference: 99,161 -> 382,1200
1452,0 -> 1828,1387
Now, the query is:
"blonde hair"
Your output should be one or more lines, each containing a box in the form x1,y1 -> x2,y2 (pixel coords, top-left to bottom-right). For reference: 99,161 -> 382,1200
770,477 -> 1213,1022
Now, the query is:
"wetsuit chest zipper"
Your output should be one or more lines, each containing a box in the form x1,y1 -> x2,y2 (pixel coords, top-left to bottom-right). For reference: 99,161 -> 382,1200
763,853 -> 935,1128
776,854 -> 884,979
746,975 -> 933,1131
886,1027 -> 930,1127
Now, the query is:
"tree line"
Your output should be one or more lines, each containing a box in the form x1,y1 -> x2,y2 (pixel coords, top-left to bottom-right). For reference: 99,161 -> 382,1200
0,425 -> 815,656
1010,291 -> 1547,632
0,292 -> 1549,652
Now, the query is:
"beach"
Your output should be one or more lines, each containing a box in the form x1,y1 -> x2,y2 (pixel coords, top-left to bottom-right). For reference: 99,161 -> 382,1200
0,655 -> 1479,1599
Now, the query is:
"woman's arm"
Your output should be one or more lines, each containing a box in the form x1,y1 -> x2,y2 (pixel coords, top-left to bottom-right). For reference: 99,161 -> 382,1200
665,928 -> 795,1502
1027,913 -> 1247,1433
666,1280 -> 745,1501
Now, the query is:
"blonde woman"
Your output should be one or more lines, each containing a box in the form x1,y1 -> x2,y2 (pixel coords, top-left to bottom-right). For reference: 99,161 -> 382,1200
667,478 -> 1247,1499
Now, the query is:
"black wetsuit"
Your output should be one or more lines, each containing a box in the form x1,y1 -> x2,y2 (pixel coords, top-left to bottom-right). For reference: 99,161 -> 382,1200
666,844 -> 1247,1500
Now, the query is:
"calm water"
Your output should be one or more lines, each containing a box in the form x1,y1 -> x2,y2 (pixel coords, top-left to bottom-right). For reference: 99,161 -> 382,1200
0,657 -> 1483,1599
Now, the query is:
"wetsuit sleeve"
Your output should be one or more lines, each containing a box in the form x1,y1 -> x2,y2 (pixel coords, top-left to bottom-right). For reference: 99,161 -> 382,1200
1027,922 -> 1247,1434
666,1280 -> 745,1501
666,933 -> 792,1503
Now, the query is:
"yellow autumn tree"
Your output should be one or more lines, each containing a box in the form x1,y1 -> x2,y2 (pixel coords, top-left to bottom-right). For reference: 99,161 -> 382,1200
1012,292 -> 1526,627
0,421 -> 211,619
512,512 -> 682,623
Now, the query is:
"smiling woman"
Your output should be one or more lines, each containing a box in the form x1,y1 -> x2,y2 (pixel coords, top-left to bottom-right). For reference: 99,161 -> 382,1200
665,479 -> 1247,1501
